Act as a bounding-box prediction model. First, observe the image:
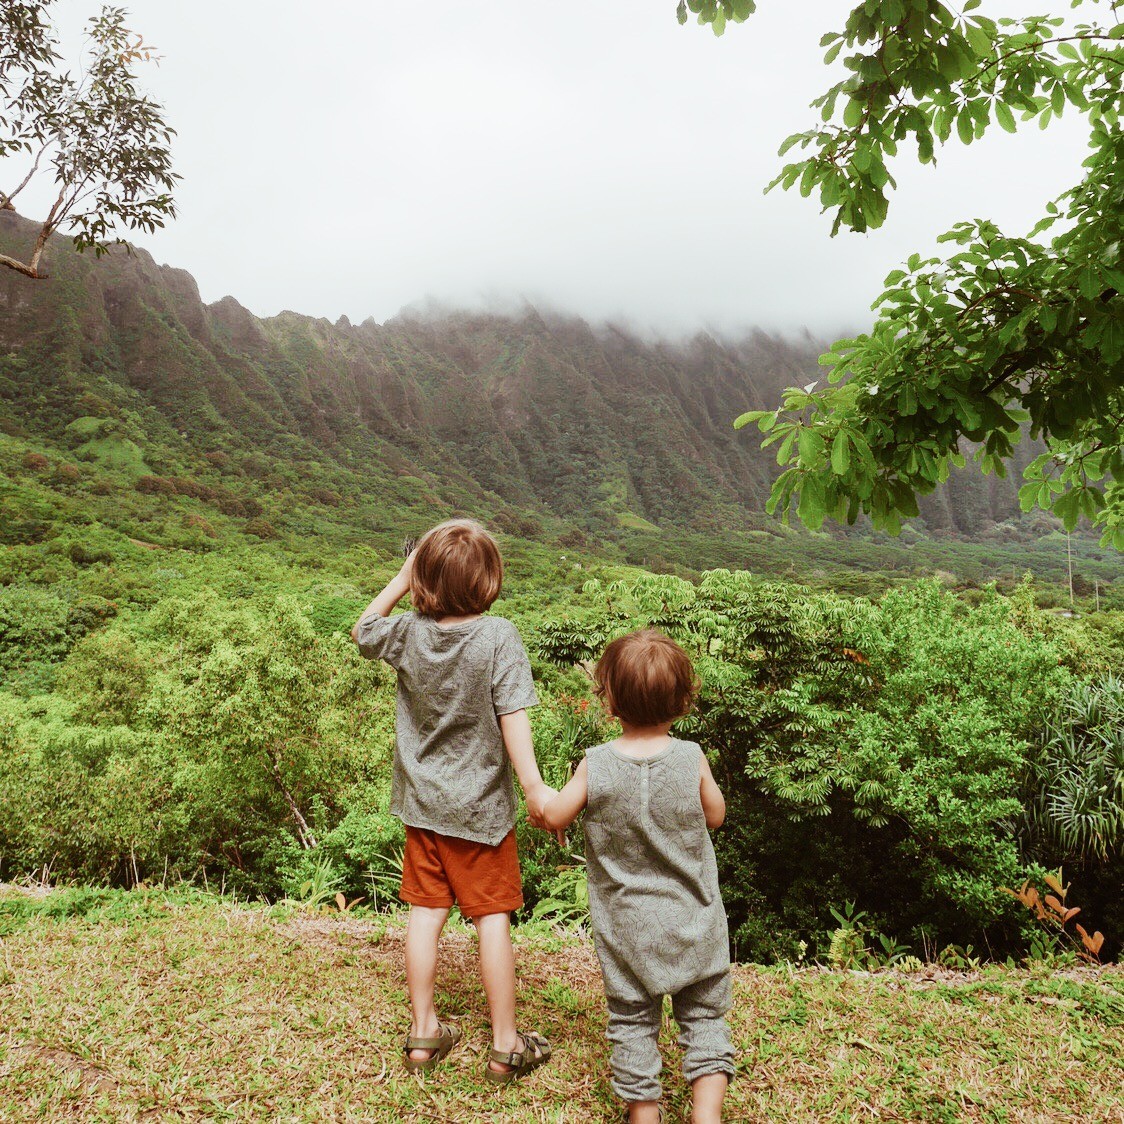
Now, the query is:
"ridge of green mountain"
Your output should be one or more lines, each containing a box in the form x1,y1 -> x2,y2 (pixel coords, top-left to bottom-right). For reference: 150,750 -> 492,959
0,211 -> 1118,587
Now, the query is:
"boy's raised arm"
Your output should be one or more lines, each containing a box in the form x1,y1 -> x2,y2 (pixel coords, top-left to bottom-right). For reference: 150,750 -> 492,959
350,555 -> 413,641
543,758 -> 588,832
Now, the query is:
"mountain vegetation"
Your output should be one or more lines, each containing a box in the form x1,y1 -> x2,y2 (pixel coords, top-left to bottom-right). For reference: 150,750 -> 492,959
1,210 -> 1116,586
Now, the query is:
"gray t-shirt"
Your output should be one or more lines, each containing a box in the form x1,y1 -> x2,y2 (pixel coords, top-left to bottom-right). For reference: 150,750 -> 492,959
356,610 -> 539,845
584,738 -> 730,1002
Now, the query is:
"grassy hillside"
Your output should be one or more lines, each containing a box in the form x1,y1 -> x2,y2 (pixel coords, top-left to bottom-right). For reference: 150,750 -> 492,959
1,887 -> 1123,1123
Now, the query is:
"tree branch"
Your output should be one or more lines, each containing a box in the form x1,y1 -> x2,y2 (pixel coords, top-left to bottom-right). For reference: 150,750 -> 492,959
0,252 -> 45,278
1,142 -> 48,208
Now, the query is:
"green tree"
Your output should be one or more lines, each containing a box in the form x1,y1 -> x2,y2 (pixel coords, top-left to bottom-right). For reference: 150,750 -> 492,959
0,1 -> 177,278
683,2 -> 1124,548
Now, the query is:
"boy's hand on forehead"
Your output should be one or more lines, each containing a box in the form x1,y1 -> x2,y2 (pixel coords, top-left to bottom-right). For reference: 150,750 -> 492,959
398,547 -> 416,581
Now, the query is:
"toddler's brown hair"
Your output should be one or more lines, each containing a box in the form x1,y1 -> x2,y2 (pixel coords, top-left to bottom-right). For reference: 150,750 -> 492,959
594,629 -> 698,727
409,518 -> 503,617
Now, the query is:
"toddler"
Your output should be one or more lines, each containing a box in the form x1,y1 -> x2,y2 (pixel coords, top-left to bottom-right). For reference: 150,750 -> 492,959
544,629 -> 734,1123
352,519 -> 554,1082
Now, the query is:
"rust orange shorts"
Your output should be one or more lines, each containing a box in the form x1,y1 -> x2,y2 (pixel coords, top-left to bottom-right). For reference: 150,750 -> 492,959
400,825 -> 524,919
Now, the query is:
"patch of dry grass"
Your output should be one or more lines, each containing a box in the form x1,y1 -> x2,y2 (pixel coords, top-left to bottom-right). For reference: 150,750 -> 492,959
1,891 -> 1122,1122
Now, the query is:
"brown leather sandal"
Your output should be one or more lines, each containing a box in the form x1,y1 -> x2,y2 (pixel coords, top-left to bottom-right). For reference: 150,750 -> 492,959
484,1030 -> 552,1084
403,1022 -> 461,1073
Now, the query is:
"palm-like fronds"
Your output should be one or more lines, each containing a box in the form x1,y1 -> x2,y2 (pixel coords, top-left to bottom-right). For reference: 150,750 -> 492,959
1023,675 -> 1124,864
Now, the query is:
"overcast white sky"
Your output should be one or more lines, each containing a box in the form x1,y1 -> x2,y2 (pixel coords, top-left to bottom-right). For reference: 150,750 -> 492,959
21,1 -> 1091,335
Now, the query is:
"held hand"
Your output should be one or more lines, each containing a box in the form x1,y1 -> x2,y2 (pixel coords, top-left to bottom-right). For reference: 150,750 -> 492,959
524,782 -> 557,831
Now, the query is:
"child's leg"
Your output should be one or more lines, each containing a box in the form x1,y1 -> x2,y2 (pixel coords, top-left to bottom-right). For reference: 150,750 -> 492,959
606,994 -> 664,1121
689,1075 -> 728,1122
670,973 -> 735,1124
474,909 -> 554,1076
405,904 -> 450,1060
474,911 -> 517,1053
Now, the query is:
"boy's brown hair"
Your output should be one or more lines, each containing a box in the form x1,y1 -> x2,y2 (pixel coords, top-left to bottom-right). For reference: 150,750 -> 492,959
409,518 -> 503,617
594,629 -> 698,727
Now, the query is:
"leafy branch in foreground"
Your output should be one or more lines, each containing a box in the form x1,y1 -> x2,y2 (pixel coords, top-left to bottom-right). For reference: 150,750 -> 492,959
0,1 -> 178,278
688,2 -> 1123,547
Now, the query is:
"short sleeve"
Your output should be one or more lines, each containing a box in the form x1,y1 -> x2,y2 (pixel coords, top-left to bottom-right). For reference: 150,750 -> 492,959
355,610 -> 413,668
491,621 -> 539,715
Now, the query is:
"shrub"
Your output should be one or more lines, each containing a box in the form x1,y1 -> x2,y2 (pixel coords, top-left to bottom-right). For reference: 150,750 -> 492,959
185,514 -> 217,539
245,518 -> 278,540
306,487 -> 341,507
538,573 -> 1072,960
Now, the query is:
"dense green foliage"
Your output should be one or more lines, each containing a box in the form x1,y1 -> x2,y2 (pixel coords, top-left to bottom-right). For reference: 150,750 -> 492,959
699,2 -> 1124,546
3,529 -> 1121,964
540,572 -> 1124,960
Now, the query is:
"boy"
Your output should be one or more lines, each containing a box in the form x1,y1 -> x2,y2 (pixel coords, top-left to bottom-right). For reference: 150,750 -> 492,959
543,629 -> 734,1123
351,519 -> 554,1082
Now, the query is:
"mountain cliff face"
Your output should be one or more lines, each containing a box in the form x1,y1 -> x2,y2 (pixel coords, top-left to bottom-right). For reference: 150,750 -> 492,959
0,212 -> 1035,548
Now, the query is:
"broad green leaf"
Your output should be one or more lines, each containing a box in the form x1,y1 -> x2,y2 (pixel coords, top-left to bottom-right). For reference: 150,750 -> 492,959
1078,263 -> 1102,301
1099,317 -> 1124,363
734,410 -> 769,429
798,427 -> 826,465
797,475 -> 827,530
831,431 -> 851,475
843,98 -> 865,128
956,107 -> 974,145
994,102 -> 1016,133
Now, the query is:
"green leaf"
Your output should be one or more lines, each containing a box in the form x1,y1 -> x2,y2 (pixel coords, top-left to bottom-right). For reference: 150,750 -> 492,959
734,410 -> 768,429
1099,317 -> 1124,363
843,98 -> 865,128
1078,263 -> 1101,301
797,475 -> 826,530
994,102 -> 1016,133
777,427 -> 798,464
831,431 -> 851,475
1051,82 -> 1064,117
956,107 -> 974,145
1053,489 -> 1081,531
798,427 -> 826,465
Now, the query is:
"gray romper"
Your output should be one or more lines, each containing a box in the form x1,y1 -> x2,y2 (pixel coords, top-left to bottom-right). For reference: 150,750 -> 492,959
584,738 -> 735,1103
